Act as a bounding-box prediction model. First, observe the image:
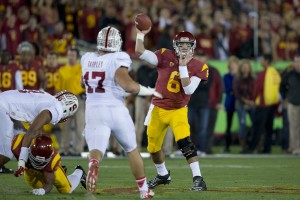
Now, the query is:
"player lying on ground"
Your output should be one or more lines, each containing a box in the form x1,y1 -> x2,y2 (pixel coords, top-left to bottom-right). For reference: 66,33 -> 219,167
12,133 -> 87,195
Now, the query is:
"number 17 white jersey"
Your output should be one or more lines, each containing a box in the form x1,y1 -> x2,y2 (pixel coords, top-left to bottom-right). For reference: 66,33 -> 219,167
81,51 -> 132,106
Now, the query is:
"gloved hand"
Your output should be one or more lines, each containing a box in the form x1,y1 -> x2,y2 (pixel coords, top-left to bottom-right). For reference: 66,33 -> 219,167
138,85 -> 163,99
32,188 -> 45,195
14,159 -> 25,177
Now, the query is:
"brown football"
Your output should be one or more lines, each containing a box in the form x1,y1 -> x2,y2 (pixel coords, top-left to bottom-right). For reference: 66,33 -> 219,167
134,13 -> 152,31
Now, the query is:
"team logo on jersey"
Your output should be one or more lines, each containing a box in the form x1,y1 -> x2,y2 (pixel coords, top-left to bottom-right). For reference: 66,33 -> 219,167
201,64 -> 208,71
169,62 -> 174,67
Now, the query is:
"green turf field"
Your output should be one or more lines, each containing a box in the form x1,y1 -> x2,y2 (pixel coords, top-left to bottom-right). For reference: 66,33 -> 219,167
1,153 -> 299,200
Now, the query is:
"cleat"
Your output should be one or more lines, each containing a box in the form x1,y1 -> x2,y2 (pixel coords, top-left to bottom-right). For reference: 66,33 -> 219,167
75,165 -> 87,190
147,170 -> 171,189
140,189 -> 154,199
0,166 -> 14,174
191,176 -> 207,191
86,163 -> 99,192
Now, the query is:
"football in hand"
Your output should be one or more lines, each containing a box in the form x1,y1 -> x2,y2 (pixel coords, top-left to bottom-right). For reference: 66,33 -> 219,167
134,13 -> 152,31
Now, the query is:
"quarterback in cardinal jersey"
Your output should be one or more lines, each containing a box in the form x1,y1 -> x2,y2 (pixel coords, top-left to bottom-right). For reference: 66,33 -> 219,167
135,27 -> 208,191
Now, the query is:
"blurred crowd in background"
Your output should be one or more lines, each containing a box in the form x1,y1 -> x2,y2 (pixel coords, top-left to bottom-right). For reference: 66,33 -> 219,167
1,0 -> 300,156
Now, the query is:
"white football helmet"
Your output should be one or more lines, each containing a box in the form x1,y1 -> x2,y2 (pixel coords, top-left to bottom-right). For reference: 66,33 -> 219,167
97,26 -> 122,52
173,31 -> 196,57
17,41 -> 34,54
54,90 -> 79,122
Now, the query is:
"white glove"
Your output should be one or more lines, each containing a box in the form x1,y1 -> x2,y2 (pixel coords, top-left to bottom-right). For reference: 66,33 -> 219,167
138,85 -> 163,99
32,188 -> 45,195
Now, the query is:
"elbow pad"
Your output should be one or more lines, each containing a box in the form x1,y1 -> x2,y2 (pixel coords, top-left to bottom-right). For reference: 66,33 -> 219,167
182,77 -> 201,95
139,50 -> 158,66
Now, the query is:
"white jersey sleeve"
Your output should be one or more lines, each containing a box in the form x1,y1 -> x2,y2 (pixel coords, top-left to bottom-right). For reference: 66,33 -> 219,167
115,51 -> 132,70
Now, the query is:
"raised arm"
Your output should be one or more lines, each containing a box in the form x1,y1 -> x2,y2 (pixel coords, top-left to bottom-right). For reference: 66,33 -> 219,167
135,27 -> 158,67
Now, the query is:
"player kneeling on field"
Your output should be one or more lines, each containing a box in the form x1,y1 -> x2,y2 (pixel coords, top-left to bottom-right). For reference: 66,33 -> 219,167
12,134 -> 87,195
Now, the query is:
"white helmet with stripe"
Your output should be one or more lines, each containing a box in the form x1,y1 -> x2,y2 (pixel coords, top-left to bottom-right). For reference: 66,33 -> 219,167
97,26 -> 122,52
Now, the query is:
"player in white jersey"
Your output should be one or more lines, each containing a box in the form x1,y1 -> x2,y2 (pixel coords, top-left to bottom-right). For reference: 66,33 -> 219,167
0,89 -> 78,175
81,26 -> 159,199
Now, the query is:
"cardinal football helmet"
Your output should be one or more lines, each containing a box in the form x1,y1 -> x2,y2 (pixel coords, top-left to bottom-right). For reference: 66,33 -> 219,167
97,26 -> 122,52
54,90 -> 79,122
29,135 -> 54,170
173,31 -> 196,57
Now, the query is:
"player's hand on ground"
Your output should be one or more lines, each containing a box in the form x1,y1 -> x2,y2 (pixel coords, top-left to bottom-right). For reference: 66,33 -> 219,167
14,160 -> 25,177
32,188 -> 45,195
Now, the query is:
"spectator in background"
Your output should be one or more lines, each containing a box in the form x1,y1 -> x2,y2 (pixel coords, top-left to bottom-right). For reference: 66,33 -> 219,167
57,0 -> 79,38
2,14 -> 22,55
16,6 -> 30,32
280,50 -> 300,155
77,0 -> 101,44
229,12 -> 252,58
55,47 -> 85,156
278,65 -> 292,153
249,54 -> 281,153
17,41 -> 46,90
22,15 -> 42,46
223,56 -> 239,153
233,59 -> 255,153
38,0 -> 59,34
205,65 -> 223,154
47,21 -> 76,56
0,50 -> 23,91
195,24 -> 215,59
214,23 -> 230,61
188,61 -> 213,155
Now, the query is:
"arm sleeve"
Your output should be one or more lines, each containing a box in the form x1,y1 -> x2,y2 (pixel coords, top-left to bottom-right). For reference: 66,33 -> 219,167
182,76 -> 201,95
15,70 -> 24,90
139,50 -> 158,66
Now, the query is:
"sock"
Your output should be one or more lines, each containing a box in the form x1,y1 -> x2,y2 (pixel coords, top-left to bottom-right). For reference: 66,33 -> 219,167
136,176 -> 148,192
67,169 -> 83,193
190,161 -> 201,177
88,158 -> 100,168
155,162 -> 168,176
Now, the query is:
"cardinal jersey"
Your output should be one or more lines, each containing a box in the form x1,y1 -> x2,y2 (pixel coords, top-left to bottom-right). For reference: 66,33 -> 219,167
0,62 -> 20,91
153,48 -> 209,109
11,134 -> 72,193
81,51 -> 132,106
18,60 -> 42,90
0,90 -> 63,124
44,65 -> 61,95
12,134 -> 60,173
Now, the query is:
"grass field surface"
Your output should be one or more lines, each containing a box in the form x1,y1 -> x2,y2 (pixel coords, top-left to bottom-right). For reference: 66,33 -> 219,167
1,150 -> 299,200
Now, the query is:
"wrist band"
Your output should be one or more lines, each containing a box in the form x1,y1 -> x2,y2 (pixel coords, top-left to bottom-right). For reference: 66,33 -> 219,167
137,33 -> 145,41
19,147 -> 29,162
179,66 -> 189,78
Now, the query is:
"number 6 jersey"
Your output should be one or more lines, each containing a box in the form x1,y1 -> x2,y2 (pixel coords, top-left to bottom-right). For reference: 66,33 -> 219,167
81,51 -> 132,106
153,48 -> 209,110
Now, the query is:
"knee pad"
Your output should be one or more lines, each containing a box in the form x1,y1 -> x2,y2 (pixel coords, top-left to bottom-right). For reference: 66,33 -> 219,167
177,136 -> 197,160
